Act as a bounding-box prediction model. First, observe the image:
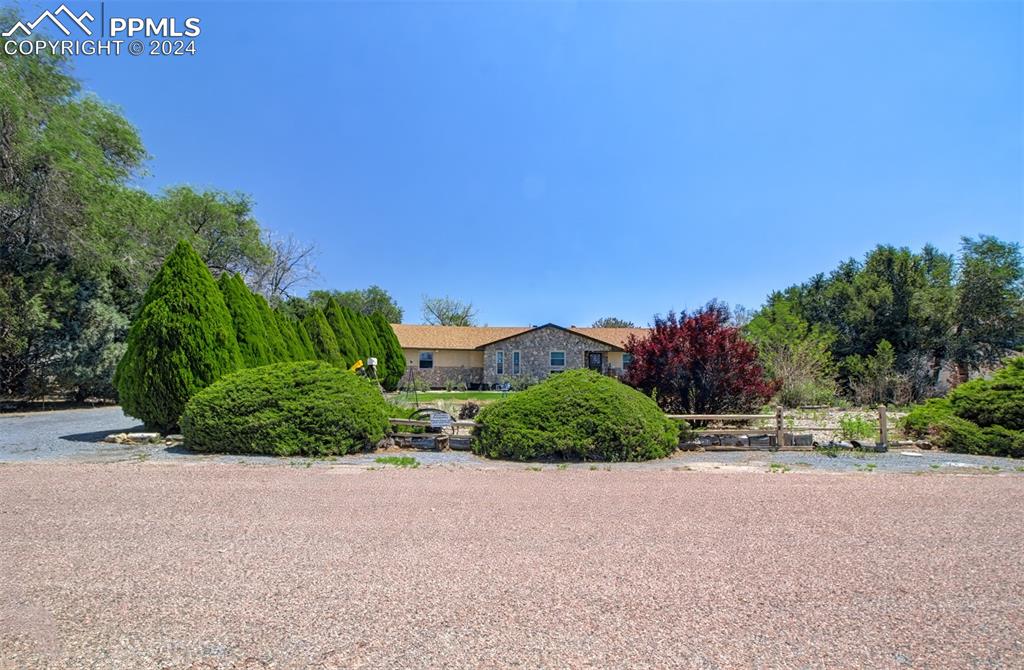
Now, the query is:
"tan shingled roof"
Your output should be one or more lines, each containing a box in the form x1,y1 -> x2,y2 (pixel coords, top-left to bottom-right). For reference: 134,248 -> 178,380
571,327 -> 651,349
391,324 -> 650,350
390,324 -> 530,350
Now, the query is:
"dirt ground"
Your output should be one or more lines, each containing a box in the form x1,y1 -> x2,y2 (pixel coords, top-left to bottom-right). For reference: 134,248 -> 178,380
1,462 -> 1021,669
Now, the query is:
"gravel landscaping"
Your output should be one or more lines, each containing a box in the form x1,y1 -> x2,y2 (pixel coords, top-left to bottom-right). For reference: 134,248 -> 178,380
1,463 -> 1022,668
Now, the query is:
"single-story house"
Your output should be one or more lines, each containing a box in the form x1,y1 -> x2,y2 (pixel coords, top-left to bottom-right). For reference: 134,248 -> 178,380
390,323 -> 650,389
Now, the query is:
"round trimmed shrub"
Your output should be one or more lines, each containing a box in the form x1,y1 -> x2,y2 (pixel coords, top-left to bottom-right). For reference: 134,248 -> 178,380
472,369 -> 681,461
181,360 -> 391,456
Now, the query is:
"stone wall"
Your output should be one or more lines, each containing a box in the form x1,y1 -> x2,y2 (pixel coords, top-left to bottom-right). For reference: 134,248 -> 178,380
401,366 -> 483,389
481,326 -> 617,386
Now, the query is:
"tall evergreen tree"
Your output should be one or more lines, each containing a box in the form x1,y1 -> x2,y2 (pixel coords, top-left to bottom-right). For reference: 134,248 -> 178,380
303,307 -> 342,366
371,312 -> 406,391
218,273 -> 273,368
273,307 -> 308,360
115,240 -> 242,432
342,305 -> 373,361
251,291 -> 291,362
290,316 -> 318,360
323,297 -> 358,366
361,311 -> 385,361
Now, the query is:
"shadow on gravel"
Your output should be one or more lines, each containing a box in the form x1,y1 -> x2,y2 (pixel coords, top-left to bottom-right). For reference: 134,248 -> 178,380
59,426 -> 145,443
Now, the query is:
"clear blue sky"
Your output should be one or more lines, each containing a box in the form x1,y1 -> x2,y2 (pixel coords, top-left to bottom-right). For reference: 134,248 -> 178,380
57,0 -> 1023,325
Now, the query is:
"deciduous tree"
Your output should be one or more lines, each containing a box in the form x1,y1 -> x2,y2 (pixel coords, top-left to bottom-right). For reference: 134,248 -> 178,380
625,302 -> 777,414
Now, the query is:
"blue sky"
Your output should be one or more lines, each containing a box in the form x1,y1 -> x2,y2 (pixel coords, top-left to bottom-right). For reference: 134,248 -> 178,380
47,1 -> 1024,324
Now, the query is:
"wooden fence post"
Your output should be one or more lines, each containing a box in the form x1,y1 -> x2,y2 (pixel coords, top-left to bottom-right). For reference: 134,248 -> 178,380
878,405 -> 888,448
775,405 -> 785,449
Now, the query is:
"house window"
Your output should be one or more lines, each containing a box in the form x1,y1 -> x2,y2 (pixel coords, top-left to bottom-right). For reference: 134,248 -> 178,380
419,352 -> 433,369
550,351 -> 565,368
512,351 -> 521,375
496,351 -> 504,375
622,353 -> 634,369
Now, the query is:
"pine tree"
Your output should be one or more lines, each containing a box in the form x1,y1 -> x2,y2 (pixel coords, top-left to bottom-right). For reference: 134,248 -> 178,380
361,311 -> 384,362
218,273 -> 274,368
252,291 -> 292,362
303,307 -> 342,366
371,312 -> 406,391
291,316 -> 318,360
342,305 -> 372,362
273,307 -> 309,360
323,297 -> 357,366
115,240 -> 242,432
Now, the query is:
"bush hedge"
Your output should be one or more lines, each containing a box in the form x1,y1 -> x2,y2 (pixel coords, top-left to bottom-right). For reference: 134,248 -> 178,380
902,357 -> 1024,458
472,369 -> 681,461
181,360 -> 391,456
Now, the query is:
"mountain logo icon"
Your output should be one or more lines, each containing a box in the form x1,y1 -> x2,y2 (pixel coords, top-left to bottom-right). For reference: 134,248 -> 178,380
3,4 -> 95,37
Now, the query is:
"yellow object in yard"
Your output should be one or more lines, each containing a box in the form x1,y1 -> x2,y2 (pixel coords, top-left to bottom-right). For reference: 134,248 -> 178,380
349,360 -> 364,372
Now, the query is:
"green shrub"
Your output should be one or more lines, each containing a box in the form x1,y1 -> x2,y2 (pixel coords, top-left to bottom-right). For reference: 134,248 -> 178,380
838,415 -> 876,441
902,357 -> 1024,457
902,397 -> 1021,456
472,369 -> 681,461
181,360 -> 391,456
115,240 -> 242,433
948,357 -> 1024,431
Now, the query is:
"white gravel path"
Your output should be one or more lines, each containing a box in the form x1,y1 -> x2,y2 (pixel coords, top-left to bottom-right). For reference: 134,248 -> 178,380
1,463 -> 1021,668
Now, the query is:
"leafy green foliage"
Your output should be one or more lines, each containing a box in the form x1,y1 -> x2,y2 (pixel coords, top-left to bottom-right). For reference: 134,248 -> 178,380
322,297 -> 357,367
288,314 -> 317,360
307,286 -> 403,324
902,357 -> 1024,457
0,37 -> 316,401
838,416 -> 876,441
371,313 -> 406,391
591,317 -> 636,328
342,305 -> 373,362
218,273 -> 273,367
181,361 -> 391,456
763,238 -> 1023,398
115,241 -> 242,432
745,298 -> 837,406
302,308 -> 342,366
251,292 -> 292,362
473,369 -> 681,461
950,238 -> 1024,378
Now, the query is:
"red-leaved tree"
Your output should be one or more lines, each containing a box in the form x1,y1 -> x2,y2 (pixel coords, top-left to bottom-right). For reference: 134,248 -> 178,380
625,302 -> 778,414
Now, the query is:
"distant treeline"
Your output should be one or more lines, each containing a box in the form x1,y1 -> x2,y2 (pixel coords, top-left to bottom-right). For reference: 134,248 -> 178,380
744,237 -> 1023,406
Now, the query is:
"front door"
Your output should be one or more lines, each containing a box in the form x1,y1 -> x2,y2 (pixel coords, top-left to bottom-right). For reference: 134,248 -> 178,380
587,352 -> 603,372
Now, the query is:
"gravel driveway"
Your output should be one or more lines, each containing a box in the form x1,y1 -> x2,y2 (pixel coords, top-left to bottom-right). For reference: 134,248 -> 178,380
3,407 -> 1024,474
1,464 -> 1021,668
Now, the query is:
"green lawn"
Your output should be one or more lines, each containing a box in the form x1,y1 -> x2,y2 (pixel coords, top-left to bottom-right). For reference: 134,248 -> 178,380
393,391 -> 509,402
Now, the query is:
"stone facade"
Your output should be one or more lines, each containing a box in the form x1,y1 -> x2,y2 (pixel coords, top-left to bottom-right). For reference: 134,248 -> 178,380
480,325 -> 616,387
402,366 -> 483,389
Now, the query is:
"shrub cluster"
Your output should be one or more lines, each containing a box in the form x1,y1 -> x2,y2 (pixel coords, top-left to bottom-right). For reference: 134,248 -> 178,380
902,357 -> 1024,457
472,369 -> 681,461
114,241 -> 243,433
116,240 -> 407,431
182,360 -> 391,456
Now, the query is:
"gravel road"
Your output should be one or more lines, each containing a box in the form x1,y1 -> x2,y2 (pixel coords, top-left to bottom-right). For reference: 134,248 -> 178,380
1,463 -> 1022,668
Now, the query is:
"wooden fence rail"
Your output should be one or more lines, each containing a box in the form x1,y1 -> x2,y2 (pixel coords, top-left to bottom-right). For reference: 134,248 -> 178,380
387,404 -> 891,450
